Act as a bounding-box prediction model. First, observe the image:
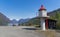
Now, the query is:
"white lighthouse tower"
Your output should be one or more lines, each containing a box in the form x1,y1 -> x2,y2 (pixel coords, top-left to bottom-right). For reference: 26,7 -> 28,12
38,5 -> 49,30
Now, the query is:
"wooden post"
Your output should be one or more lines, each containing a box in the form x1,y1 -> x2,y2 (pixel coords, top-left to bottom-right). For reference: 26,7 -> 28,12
45,18 -> 48,29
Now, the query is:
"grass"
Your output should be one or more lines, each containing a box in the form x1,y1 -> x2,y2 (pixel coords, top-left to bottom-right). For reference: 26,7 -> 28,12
44,30 -> 56,37
35,30 -> 56,37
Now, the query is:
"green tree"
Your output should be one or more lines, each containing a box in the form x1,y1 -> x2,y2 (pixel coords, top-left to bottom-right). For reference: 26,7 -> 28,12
55,11 -> 60,29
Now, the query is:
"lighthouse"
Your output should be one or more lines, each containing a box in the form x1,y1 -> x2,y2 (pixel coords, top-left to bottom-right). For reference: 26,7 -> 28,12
38,5 -> 49,30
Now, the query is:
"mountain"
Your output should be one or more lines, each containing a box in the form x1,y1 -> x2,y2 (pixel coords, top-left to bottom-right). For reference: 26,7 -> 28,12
18,17 -> 40,26
18,18 -> 30,24
8,19 -> 18,26
0,12 -> 10,26
48,8 -> 60,16
47,8 -> 60,20
10,19 -> 18,23
25,17 -> 40,26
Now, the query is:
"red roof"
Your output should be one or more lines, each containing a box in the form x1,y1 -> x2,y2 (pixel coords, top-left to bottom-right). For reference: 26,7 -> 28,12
39,5 -> 46,11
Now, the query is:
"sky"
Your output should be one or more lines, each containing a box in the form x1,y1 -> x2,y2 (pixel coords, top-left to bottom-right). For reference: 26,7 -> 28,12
0,0 -> 60,20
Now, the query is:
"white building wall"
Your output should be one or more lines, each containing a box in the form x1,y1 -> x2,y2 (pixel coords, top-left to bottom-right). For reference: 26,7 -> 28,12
40,18 -> 46,30
39,10 -> 47,17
